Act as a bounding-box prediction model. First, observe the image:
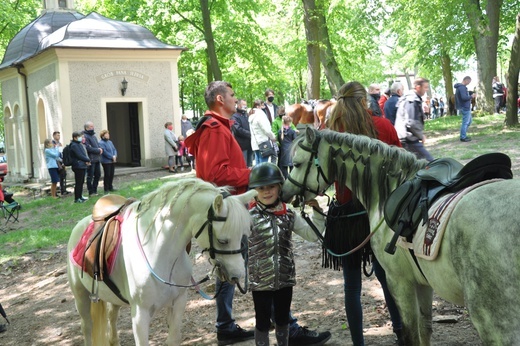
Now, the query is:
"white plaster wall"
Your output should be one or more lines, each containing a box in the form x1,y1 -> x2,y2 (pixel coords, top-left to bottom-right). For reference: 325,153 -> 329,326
67,60 -> 178,166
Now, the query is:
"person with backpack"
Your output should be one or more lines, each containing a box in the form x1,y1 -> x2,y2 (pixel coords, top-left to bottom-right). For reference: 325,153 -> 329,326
492,76 -> 504,114
69,131 -> 91,203
83,121 -> 103,196
395,77 -> 434,160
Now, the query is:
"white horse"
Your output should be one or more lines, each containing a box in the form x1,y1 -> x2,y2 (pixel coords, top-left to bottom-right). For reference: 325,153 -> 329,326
282,127 -> 520,345
67,178 -> 256,346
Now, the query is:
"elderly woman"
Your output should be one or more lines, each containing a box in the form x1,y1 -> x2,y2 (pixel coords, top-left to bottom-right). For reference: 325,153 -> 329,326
99,129 -> 118,193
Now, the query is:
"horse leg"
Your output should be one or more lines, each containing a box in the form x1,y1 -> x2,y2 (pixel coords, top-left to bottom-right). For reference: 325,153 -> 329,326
68,272 -> 95,346
386,278 -> 430,346
166,290 -> 188,346
107,303 -> 121,346
415,284 -> 433,345
131,305 -> 152,346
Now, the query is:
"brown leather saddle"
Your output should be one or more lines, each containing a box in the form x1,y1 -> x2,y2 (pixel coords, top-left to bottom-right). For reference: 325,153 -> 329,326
82,194 -> 136,302
384,153 -> 512,254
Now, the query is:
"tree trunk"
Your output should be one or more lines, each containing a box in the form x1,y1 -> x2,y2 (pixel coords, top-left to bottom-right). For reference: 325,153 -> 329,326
463,0 -> 502,114
315,1 -> 344,97
505,13 -> 520,126
440,49 -> 456,115
302,0 -> 321,100
200,0 -> 222,81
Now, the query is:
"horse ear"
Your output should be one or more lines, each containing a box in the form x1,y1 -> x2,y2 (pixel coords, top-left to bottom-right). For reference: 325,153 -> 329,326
236,189 -> 258,205
213,194 -> 224,214
305,126 -> 316,143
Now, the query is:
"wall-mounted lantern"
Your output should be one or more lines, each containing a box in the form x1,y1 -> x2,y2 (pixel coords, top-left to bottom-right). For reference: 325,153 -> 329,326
121,78 -> 128,96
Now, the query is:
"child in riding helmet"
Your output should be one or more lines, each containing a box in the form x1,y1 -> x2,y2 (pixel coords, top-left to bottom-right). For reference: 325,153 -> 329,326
248,162 -> 328,346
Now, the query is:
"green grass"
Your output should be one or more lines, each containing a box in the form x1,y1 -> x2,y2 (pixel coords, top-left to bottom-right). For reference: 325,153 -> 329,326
0,175 -> 179,263
426,114 -> 520,162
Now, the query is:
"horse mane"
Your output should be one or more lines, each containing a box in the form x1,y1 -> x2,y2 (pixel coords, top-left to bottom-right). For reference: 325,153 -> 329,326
137,178 -> 248,239
296,129 -> 427,212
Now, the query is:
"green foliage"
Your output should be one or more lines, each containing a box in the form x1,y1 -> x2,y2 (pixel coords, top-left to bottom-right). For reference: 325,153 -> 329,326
0,0 -> 516,117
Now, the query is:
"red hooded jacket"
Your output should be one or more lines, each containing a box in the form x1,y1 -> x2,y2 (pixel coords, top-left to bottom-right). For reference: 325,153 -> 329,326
184,111 -> 250,194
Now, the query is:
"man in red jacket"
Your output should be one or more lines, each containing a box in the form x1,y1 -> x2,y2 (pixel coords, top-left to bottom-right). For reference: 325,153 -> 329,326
185,81 -> 331,346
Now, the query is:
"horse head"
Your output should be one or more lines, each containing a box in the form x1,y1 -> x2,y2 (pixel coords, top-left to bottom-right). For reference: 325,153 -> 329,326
194,189 -> 257,285
282,127 -> 332,202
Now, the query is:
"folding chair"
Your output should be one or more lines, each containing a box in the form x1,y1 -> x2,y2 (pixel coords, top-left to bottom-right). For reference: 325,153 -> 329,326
1,201 -> 20,225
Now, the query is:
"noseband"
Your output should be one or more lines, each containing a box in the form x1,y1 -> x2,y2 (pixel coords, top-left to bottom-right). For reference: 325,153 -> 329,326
286,135 -> 332,197
194,192 -> 246,259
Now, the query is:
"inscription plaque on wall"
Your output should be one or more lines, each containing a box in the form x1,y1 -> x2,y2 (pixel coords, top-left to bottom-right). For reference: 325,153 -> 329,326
96,70 -> 150,82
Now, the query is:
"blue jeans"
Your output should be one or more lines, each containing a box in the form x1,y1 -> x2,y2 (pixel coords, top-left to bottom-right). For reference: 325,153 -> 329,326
254,150 -> 269,165
342,256 -> 402,346
459,109 -> 472,139
402,141 -> 434,162
242,149 -> 253,168
216,279 -> 299,333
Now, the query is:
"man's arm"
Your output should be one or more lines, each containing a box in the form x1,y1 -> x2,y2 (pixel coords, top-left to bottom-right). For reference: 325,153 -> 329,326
196,129 -> 250,190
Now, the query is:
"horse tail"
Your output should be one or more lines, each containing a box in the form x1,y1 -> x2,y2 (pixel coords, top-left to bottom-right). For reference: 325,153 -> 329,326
91,300 -> 108,345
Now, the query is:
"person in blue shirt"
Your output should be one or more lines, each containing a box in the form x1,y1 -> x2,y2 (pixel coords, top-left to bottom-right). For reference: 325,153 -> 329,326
44,138 -> 62,199
383,82 -> 404,125
454,76 -> 474,142
98,130 -> 118,193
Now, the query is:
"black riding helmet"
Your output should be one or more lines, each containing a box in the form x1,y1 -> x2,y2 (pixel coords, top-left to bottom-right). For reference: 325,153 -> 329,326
248,163 -> 285,189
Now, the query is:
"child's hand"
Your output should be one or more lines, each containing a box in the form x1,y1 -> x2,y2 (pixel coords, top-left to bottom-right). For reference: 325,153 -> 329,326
306,199 -> 322,212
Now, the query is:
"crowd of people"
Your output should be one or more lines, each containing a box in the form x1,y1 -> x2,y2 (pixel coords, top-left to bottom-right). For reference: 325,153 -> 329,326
43,122 -> 119,203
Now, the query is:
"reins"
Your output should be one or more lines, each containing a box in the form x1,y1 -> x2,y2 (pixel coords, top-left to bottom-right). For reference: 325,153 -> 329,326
292,134 -> 383,259
135,192 -> 249,299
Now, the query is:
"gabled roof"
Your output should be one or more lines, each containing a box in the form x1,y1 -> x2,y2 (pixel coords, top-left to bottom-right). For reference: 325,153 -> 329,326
0,11 -> 185,71
39,12 -> 185,51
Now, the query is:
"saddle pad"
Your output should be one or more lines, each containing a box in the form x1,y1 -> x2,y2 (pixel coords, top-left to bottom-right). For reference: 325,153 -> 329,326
399,179 -> 500,260
70,217 -> 122,277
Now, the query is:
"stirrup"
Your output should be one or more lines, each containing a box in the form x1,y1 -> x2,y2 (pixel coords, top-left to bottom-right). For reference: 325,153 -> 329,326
89,273 -> 100,302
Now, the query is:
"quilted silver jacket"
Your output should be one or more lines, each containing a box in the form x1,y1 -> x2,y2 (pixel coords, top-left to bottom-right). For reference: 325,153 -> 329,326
248,203 -> 325,291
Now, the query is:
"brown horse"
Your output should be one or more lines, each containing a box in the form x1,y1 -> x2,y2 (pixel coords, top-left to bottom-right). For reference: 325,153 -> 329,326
286,99 -> 335,130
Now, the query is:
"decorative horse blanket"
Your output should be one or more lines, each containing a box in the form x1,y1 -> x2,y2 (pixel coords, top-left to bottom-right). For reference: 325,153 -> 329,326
70,214 -> 124,279
399,179 -> 500,260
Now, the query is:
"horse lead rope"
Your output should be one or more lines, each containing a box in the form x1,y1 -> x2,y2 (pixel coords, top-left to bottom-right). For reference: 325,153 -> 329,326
301,208 -> 385,257
135,218 -> 211,288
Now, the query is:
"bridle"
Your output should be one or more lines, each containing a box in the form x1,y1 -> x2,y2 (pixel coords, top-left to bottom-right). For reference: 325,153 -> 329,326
193,193 -> 246,259
287,132 -> 383,265
286,134 -> 333,198
136,192 -> 249,296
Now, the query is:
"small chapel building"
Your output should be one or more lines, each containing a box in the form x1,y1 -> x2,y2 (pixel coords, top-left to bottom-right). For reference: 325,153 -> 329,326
0,0 -> 185,183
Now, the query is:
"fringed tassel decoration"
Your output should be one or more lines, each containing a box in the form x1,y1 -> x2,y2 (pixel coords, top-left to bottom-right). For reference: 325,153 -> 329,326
322,199 -> 371,270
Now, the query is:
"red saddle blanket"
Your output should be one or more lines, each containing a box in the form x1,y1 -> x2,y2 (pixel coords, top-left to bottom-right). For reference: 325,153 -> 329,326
70,215 -> 123,277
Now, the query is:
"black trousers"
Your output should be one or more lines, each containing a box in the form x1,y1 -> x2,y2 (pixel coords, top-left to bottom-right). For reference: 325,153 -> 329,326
102,163 -> 115,191
58,168 -> 67,193
494,96 -> 503,113
72,168 -> 86,200
252,286 -> 293,332
86,162 -> 101,194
